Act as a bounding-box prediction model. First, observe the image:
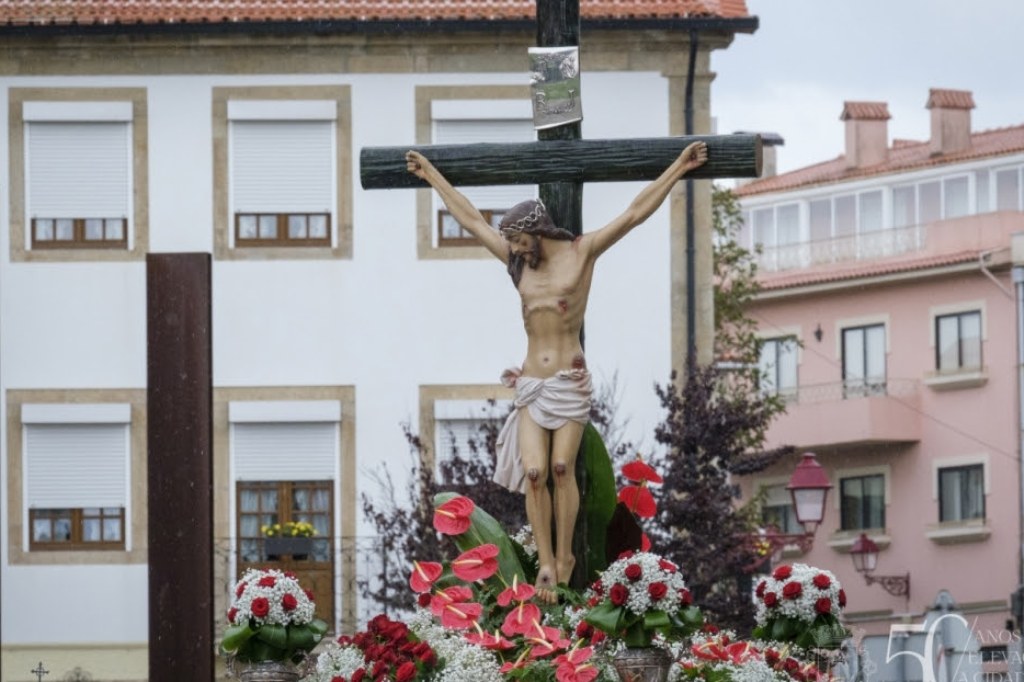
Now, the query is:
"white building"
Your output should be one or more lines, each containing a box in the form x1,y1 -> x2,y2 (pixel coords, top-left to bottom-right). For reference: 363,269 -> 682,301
0,1 -> 755,679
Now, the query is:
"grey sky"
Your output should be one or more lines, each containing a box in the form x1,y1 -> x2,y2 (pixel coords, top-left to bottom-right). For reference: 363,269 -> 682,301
711,0 -> 1024,174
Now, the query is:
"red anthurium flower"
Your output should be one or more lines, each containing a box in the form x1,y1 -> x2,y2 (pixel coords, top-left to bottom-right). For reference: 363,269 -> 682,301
622,457 -> 663,484
410,561 -> 443,593
433,496 -> 475,535
526,624 -> 570,658
430,586 -> 473,617
618,485 -> 656,518
497,574 -> 536,606
691,640 -> 727,662
726,642 -> 760,664
641,533 -> 652,551
451,544 -> 500,582
440,601 -> 482,629
465,629 -> 515,651
555,646 -> 598,682
501,602 -> 542,636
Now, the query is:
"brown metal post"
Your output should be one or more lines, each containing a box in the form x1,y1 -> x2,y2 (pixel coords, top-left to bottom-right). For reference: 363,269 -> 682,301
146,253 -> 214,681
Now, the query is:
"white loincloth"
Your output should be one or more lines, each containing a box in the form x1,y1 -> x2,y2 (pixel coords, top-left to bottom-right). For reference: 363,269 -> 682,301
492,367 -> 592,494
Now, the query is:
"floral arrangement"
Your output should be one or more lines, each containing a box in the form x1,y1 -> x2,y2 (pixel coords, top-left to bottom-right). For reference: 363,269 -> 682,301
262,520 -> 318,538
222,567 -> 329,663
752,564 -> 849,650
583,550 -> 702,647
304,614 -> 441,682
311,454 -> 852,682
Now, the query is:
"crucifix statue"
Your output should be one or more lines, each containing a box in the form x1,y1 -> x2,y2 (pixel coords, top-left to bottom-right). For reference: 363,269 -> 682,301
360,0 -> 760,601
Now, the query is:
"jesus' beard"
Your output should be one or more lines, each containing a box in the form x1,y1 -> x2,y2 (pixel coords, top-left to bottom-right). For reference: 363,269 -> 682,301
507,239 -> 542,286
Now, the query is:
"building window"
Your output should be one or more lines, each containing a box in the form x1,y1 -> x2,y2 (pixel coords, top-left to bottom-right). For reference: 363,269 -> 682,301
212,87 -> 352,260
995,167 -> 1022,211
760,484 -> 800,534
438,209 -> 505,247
23,101 -> 134,252
229,108 -> 335,249
759,336 -> 798,398
842,324 -> 886,397
936,310 -> 982,372
840,474 -> 885,531
237,480 -> 333,563
431,117 -> 533,247
23,408 -> 131,552
30,507 -> 125,550
938,464 -> 984,522
235,213 -> 331,247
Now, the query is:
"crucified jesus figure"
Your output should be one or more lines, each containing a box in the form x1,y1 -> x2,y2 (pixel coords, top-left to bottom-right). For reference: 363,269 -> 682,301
407,141 -> 708,602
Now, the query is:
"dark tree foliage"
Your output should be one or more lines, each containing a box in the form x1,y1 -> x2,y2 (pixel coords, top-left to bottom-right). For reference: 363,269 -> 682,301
644,185 -> 795,634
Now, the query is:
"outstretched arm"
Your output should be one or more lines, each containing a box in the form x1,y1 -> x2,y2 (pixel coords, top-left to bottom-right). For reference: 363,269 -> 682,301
406,150 -> 508,263
586,141 -> 708,257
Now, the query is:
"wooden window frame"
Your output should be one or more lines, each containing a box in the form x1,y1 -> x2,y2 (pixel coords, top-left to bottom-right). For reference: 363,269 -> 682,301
29,507 -> 126,551
839,474 -> 886,531
938,463 -> 985,523
234,212 -> 332,248
30,217 -> 128,250
436,209 -> 504,247
236,480 -> 333,563
935,310 -> 982,372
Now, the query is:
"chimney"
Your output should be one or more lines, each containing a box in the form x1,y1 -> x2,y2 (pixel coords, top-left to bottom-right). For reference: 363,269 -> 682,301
927,88 -> 974,155
840,101 -> 890,169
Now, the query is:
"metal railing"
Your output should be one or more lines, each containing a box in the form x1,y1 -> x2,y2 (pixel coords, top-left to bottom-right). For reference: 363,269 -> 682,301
780,379 -> 920,405
757,224 -> 928,272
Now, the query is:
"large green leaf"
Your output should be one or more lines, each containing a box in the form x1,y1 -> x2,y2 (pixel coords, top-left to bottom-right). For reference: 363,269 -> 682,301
584,601 -> 624,634
577,423 -> 617,582
435,492 -> 525,587
220,623 -> 255,653
256,623 -> 289,649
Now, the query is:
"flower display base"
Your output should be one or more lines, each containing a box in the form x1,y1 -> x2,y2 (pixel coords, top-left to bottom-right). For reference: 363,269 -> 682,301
236,660 -> 299,682
612,647 -> 672,682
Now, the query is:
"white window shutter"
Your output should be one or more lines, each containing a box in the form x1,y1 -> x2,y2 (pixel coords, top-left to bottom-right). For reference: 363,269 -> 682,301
230,121 -> 334,214
233,422 -> 337,481
435,418 -> 489,462
27,122 -> 130,219
25,423 -> 128,508
433,119 -> 535,209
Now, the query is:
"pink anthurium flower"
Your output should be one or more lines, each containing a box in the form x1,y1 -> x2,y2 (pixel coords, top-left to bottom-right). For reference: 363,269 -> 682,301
465,628 -> 516,651
500,602 -> 542,636
726,641 -> 760,664
451,544 -> 499,582
409,561 -> 442,593
497,574 -> 536,606
555,646 -> 598,682
618,485 -> 657,518
430,585 -> 473,617
433,496 -> 475,535
440,601 -> 482,629
622,456 -> 663,484
526,624 -> 570,659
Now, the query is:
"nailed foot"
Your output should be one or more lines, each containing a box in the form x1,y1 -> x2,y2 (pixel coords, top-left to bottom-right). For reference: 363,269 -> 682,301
535,565 -> 558,604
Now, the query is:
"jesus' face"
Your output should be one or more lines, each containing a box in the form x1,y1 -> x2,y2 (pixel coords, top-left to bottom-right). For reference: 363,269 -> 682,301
504,230 -> 542,268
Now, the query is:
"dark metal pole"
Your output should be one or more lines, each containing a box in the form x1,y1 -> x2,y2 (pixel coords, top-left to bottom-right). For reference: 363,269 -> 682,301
147,253 -> 214,682
684,29 -> 699,368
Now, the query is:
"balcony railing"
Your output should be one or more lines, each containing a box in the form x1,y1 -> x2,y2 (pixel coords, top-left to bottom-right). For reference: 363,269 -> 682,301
765,379 -> 922,450
757,225 -> 927,272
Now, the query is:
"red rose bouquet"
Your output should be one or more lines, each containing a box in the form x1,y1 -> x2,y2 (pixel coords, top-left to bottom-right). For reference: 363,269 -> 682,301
583,551 -> 702,647
222,567 -> 329,664
752,564 -> 849,650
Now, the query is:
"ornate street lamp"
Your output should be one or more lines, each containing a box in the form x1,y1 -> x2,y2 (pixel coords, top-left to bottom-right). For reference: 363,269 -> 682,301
749,452 -> 832,570
849,533 -> 910,598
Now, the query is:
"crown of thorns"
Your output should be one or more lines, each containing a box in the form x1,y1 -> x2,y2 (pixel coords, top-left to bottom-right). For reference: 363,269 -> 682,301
503,202 -> 548,232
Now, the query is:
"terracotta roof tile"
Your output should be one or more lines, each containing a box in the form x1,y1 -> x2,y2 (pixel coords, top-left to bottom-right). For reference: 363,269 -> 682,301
839,101 -> 890,121
0,0 -> 751,26
927,88 -> 975,110
759,251 -> 980,291
737,123 -> 1024,197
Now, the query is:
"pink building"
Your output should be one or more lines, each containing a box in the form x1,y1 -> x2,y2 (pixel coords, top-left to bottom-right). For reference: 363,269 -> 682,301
735,89 -> 1024,674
